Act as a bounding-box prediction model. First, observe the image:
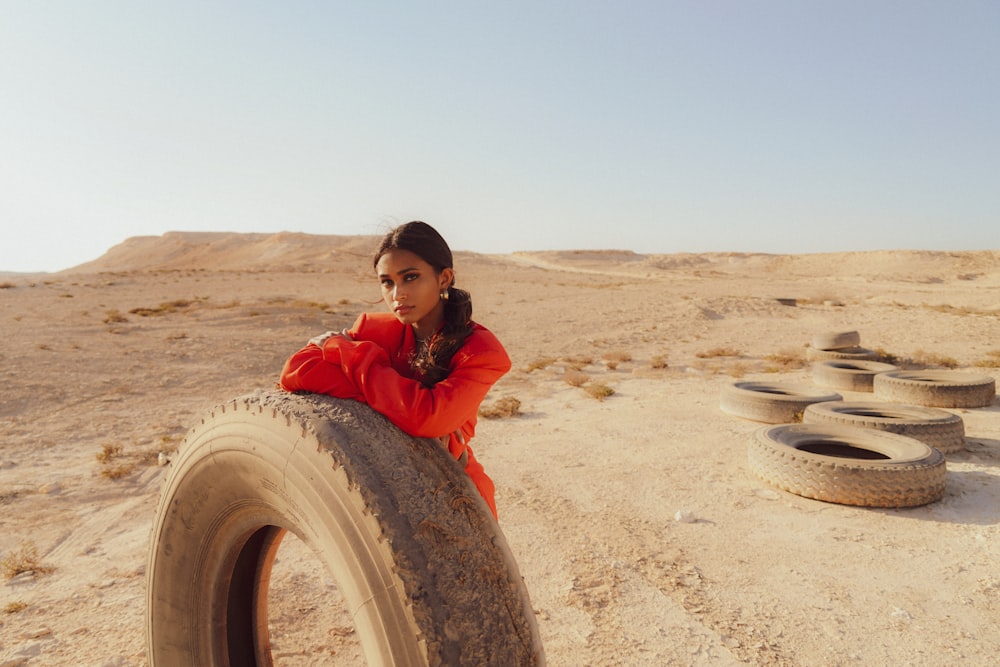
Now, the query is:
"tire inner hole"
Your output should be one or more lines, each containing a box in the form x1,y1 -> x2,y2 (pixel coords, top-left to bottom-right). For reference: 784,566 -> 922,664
797,441 -> 890,460
841,410 -> 899,419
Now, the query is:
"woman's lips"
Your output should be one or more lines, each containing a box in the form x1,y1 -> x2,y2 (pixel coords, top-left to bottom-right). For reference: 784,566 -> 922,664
394,305 -> 413,316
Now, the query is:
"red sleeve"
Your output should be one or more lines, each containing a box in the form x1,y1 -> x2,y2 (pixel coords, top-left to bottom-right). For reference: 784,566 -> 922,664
278,313 -> 377,398
338,339 -> 511,438
279,340 -> 369,401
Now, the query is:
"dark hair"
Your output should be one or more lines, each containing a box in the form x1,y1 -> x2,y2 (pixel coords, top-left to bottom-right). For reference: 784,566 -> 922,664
373,221 -> 473,386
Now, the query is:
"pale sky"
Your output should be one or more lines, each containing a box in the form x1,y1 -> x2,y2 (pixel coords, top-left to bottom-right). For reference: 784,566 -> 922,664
2,1 -> 998,273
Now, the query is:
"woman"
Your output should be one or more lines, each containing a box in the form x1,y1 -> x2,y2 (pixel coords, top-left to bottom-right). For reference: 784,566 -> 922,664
280,221 -> 511,518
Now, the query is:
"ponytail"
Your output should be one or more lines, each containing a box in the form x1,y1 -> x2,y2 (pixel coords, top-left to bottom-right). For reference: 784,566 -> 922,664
413,285 -> 473,387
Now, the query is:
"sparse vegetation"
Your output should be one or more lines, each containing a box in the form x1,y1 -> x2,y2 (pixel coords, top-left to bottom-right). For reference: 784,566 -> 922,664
924,303 -> 1000,317
524,357 -> 558,372
129,299 -> 198,316
103,309 -> 129,324
911,349 -> 960,369
874,348 -> 961,369
649,355 -> 669,369
696,347 -> 741,359
563,370 -> 589,387
97,444 -> 123,463
726,361 -> 749,378
96,444 -> 138,479
762,349 -> 808,372
602,350 -> 632,370
2,542 -> 54,580
972,350 -> 1000,368
0,281 -> 15,289
291,299 -> 332,311
563,355 -> 594,371
3,600 -> 28,614
584,383 -> 615,401
479,396 -> 522,419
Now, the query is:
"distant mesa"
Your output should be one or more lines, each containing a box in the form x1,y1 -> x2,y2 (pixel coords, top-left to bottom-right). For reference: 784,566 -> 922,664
58,231 -> 1000,283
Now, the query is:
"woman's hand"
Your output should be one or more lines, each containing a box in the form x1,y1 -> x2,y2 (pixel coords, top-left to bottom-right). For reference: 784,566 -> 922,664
437,429 -> 466,449
308,328 -> 351,348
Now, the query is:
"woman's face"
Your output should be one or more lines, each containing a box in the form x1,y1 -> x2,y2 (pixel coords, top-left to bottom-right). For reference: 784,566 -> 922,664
376,249 -> 453,337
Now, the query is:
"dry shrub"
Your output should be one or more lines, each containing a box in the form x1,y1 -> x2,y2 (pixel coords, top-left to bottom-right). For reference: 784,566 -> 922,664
924,303 -> 1000,317
0,282 -> 15,289
3,600 -> 28,614
911,349 -> 960,369
872,348 -> 900,364
602,350 -> 632,363
762,349 -> 807,371
479,396 -> 522,419
649,355 -> 669,369
96,444 -> 123,463
563,370 -> 589,387
96,443 -> 138,480
103,309 -> 129,324
972,350 -> 1000,368
726,362 -> 749,378
291,299 -> 331,311
130,299 -> 196,317
584,383 -> 615,401
2,542 -> 54,579
696,347 -> 741,359
563,355 -> 594,371
524,357 -> 557,372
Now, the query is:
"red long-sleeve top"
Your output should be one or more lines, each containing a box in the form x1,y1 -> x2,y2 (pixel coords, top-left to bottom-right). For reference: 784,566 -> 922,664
279,312 -> 511,460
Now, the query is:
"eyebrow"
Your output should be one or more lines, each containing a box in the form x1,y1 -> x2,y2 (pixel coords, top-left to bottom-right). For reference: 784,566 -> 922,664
378,267 -> 420,280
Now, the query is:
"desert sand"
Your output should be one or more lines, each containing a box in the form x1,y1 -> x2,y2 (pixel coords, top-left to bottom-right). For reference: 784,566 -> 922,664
1,232 -> 998,666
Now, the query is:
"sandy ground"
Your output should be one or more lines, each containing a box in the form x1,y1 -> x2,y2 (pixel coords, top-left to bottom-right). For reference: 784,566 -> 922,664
1,233 -> 998,666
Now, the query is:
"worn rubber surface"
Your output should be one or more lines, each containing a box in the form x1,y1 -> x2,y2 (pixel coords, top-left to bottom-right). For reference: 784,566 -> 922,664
811,359 -> 899,392
146,390 -> 544,667
803,401 -> 965,453
720,381 -> 842,423
873,370 -> 996,408
748,424 -> 946,508
806,346 -> 879,362
811,330 -> 861,351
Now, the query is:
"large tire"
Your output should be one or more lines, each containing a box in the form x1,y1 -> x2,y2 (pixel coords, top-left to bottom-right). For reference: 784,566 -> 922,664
811,359 -> 899,392
806,346 -> 879,362
748,424 -> 946,508
720,381 -> 842,423
803,401 -> 965,453
873,370 -> 996,408
811,330 -> 861,351
146,391 -> 544,666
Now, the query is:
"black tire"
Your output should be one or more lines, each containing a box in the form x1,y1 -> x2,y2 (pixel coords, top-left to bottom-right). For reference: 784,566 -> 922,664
720,381 -> 842,423
806,346 -> 879,362
811,330 -> 861,351
803,401 -> 965,453
873,370 -> 997,408
748,424 -> 946,508
146,391 -> 544,666
811,359 -> 899,392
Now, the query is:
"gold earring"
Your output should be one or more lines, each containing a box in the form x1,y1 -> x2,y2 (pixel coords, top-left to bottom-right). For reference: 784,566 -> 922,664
440,288 -> 450,301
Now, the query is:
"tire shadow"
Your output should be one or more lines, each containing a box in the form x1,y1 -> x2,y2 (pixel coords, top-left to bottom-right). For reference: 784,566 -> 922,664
874,444 -> 1000,526
955,437 -> 1000,469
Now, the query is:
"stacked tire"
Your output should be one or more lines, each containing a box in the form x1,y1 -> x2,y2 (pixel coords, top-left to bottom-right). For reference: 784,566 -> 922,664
805,330 -> 878,362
